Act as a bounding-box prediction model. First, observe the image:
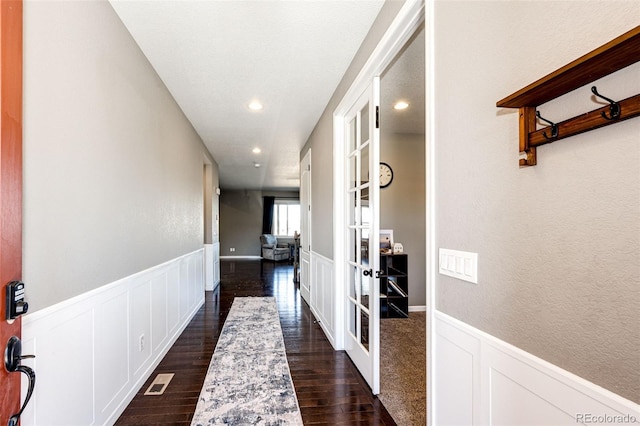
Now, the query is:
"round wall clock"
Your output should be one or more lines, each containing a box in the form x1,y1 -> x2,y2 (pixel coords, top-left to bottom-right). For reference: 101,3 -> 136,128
379,162 -> 393,188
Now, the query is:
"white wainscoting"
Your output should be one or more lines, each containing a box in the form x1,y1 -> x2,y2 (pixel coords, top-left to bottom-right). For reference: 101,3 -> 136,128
21,249 -> 205,426
434,311 -> 640,425
212,242 -> 220,288
300,249 -> 311,304
205,243 -> 220,291
310,252 -> 335,348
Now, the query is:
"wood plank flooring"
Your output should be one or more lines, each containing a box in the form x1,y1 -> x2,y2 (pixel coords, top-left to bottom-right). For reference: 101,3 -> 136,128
115,259 -> 396,425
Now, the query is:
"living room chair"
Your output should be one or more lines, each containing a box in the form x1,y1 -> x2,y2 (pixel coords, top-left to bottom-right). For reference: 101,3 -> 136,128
260,234 -> 290,262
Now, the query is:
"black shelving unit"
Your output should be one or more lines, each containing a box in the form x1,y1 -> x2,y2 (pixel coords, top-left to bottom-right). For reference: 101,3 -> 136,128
379,253 -> 409,318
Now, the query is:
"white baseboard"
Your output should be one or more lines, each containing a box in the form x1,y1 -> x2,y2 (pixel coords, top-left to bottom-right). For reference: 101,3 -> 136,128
409,305 -> 426,312
434,311 -> 640,425
21,249 -> 206,426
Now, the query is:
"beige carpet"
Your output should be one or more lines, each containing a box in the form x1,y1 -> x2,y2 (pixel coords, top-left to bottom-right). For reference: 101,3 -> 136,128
379,311 -> 426,426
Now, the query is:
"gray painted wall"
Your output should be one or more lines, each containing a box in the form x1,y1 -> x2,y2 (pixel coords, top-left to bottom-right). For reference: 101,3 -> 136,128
380,133 -> 425,306
220,190 -> 299,257
434,1 -> 639,403
23,0 -> 218,312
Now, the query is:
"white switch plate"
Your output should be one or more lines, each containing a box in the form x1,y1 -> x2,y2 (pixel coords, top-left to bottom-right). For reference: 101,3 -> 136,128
439,248 -> 478,284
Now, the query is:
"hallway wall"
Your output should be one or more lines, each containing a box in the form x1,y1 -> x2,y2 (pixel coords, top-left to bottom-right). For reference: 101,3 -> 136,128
433,1 -> 639,403
22,0 -> 218,312
380,133 -> 426,307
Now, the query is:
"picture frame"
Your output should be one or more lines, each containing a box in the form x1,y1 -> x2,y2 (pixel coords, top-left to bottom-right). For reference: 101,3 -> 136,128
379,229 -> 394,251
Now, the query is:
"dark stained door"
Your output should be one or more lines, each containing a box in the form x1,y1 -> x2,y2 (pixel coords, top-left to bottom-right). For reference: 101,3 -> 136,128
0,0 -> 23,423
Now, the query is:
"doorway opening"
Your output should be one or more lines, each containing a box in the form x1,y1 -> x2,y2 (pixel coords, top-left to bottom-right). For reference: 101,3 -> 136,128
378,25 -> 426,426
332,0 -> 426,414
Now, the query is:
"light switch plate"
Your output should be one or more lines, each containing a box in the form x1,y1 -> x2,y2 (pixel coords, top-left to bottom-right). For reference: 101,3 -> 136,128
439,248 -> 478,284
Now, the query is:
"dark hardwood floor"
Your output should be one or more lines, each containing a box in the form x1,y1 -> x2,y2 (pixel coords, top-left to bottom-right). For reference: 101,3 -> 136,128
115,259 -> 396,425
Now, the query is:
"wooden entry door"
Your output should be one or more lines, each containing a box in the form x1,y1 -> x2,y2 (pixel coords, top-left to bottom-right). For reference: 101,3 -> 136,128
0,0 -> 23,423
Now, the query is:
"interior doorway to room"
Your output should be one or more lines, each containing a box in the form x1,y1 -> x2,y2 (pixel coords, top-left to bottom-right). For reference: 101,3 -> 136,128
377,26 -> 426,426
333,2 -> 425,422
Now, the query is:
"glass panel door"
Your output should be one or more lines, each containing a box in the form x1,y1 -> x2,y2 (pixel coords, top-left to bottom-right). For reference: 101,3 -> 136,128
343,78 -> 380,394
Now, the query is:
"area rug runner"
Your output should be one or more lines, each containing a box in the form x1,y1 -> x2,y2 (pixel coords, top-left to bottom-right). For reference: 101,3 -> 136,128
191,297 -> 303,425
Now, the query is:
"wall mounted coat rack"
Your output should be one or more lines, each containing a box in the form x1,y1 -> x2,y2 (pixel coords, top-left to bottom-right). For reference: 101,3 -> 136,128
497,25 -> 640,167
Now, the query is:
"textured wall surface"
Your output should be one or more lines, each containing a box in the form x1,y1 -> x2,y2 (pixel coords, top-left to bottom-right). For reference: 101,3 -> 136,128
434,1 -> 640,402
23,0 -> 216,311
380,133 -> 426,306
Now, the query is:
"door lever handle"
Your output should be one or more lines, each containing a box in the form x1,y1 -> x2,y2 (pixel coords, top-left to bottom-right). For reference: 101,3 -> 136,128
4,336 -> 36,426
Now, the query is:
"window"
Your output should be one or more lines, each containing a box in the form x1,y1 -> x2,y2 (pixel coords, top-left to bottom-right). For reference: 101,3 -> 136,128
272,199 -> 300,237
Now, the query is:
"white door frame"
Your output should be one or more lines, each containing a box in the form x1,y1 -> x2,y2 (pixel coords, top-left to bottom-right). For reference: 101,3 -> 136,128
332,0 -> 428,402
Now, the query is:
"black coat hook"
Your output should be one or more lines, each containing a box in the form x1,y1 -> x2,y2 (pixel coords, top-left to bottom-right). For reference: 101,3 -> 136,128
591,86 -> 621,120
536,111 -> 558,140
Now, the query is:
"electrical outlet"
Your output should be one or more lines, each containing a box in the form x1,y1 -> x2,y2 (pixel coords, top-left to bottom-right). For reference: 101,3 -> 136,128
139,334 -> 145,352
230,247 -> 235,252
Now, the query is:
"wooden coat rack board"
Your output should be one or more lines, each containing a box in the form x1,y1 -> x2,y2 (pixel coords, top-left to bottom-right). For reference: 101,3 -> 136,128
497,25 -> 640,167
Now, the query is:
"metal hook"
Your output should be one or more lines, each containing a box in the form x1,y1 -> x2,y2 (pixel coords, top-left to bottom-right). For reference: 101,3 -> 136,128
536,111 -> 558,140
591,86 -> 621,120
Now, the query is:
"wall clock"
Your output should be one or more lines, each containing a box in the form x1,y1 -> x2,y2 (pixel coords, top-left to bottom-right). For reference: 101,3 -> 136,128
379,162 -> 393,188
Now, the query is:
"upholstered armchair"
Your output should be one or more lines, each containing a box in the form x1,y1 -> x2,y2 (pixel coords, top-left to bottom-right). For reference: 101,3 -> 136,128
260,234 -> 290,262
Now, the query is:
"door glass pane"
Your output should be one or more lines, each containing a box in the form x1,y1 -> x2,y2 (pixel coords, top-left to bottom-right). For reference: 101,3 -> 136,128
361,269 -> 370,310
361,228 -> 370,266
360,143 -> 369,185
349,265 -> 357,299
360,310 -> 369,351
348,190 -> 357,226
360,102 -> 369,144
349,228 -> 357,262
349,117 -> 357,152
349,153 -> 357,190
349,301 -> 357,338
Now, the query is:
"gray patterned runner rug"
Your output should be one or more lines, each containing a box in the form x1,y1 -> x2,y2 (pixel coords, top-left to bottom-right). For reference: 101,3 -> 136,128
191,297 -> 303,425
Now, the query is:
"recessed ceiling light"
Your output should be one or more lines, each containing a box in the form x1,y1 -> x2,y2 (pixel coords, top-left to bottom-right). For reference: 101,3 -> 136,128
252,147 -> 261,154
248,101 -> 263,111
253,162 -> 261,168
394,101 -> 409,110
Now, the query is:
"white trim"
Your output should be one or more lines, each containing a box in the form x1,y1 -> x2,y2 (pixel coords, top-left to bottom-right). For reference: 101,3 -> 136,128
409,305 -> 426,312
205,243 -> 214,291
425,1 -> 437,425
434,311 -> 640,425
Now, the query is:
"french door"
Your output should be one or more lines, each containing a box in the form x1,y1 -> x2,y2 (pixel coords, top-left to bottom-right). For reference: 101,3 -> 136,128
343,78 -> 380,394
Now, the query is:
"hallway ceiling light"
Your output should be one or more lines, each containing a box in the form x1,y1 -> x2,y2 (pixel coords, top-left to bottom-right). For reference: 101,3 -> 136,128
252,147 -> 261,154
253,162 -> 261,168
393,101 -> 409,110
248,101 -> 263,111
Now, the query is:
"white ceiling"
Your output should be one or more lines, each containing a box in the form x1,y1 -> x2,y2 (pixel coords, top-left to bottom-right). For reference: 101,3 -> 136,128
109,0 -> 386,191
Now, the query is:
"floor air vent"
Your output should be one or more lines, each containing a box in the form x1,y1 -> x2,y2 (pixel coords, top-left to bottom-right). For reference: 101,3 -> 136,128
144,373 -> 175,396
